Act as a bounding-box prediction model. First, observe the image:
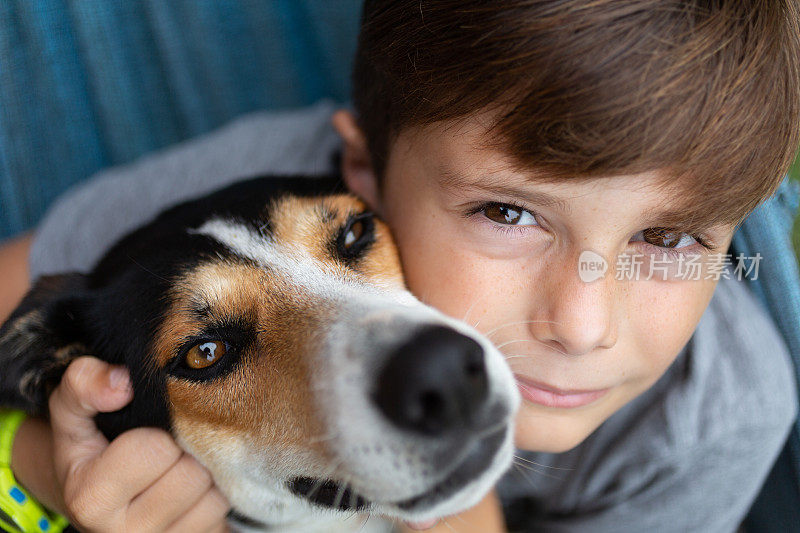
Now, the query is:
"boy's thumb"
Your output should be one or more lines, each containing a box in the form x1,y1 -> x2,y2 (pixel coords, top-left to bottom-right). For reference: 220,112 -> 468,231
48,357 -> 133,477
54,356 -> 132,414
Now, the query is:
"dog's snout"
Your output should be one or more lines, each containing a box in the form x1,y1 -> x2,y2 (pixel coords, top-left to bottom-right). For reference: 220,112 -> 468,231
373,325 -> 489,436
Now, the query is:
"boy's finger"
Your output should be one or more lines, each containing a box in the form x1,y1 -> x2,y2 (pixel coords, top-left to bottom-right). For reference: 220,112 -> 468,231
163,488 -> 231,533
49,356 -> 132,480
82,427 -> 184,504
126,453 -> 214,530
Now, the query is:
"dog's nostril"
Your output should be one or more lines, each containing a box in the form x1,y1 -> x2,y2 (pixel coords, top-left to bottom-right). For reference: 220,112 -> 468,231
414,390 -> 446,431
373,325 -> 490,436
465,350 -> 485,378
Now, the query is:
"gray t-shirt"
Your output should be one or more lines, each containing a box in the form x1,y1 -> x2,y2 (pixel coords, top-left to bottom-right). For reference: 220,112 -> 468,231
29,101 -> 797,533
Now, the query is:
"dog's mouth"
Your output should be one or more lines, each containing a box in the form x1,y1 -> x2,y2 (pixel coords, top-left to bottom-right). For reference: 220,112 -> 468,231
288,477 -> 371,512
287,427 -> 507,515
396,427 -> 507,512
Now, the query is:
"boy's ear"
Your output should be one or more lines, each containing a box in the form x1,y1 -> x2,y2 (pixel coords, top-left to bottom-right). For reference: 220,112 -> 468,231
0,274 -> 93,416
332,110 -> 383,212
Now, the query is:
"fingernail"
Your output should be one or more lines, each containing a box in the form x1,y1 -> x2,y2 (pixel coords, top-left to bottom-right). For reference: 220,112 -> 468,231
109,366 -> 131,391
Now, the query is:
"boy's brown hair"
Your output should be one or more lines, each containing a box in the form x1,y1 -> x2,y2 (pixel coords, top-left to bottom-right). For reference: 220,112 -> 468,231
352,0 -> 800,231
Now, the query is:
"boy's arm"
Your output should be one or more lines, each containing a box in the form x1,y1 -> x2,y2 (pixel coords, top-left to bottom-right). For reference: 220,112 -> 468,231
0,233 -> 32,322
0,234 -> 66,512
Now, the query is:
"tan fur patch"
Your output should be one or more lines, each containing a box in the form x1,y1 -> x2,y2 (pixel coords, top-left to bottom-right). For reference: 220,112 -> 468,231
154,260 -> 330,457
268,195 -> 405,287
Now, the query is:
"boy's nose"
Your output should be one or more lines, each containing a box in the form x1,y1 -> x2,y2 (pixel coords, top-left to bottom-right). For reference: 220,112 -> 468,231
530,263 -> 618,356
372,325 -> 489,436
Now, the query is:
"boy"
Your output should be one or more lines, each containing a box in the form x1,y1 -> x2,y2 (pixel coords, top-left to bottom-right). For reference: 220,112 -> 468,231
2,0 -> 799,531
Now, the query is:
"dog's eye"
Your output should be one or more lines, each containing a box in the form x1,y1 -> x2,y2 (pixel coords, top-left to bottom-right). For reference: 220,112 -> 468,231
344,220 -> 365,247
186,340 -> 226,369
336,213 -> 375,260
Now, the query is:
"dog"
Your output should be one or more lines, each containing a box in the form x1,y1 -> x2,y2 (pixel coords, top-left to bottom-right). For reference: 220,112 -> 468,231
0,174 -> 519,532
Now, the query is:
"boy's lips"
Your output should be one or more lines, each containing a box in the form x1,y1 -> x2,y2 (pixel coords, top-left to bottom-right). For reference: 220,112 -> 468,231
514,374 -> 609,408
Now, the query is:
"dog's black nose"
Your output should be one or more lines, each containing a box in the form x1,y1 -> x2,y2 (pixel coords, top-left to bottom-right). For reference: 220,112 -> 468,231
373,325 -> 489,436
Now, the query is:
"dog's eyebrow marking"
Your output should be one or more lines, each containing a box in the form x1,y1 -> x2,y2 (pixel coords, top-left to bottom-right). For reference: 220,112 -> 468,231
192,218 -> 346,295
191,218 -> 418,309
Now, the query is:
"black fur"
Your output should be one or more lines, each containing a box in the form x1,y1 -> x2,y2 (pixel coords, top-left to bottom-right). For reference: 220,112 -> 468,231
0,174 -> 348,441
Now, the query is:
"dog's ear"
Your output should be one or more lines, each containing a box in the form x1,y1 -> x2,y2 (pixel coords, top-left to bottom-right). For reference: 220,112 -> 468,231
0,274 -> 93,415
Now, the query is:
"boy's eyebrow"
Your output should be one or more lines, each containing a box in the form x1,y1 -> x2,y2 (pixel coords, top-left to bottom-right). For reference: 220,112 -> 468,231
439,169 -> 726,231
639,205 -> 722,233
438,169 -> 572,212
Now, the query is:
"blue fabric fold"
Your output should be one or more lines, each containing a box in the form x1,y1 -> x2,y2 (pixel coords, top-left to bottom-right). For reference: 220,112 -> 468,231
735,176 -> 800,532
0,0 -> 362,239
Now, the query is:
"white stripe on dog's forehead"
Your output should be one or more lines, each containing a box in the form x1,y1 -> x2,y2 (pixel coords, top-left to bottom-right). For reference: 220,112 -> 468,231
190,218 -> 416,306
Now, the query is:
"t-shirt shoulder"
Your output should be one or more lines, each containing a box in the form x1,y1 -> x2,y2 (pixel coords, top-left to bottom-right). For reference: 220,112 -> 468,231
30,100 -> 342,278
662,274 -> 798,450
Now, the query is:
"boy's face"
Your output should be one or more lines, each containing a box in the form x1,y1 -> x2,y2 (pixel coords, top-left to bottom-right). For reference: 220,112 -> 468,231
334,111 -> 736,453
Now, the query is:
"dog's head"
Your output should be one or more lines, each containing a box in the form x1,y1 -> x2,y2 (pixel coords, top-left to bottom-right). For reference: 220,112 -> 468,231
0,176 -> 519,529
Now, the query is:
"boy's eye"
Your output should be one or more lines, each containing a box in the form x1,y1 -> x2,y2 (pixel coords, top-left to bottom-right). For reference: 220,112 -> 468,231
632,228 -> 697,248
482,203 -> 538,226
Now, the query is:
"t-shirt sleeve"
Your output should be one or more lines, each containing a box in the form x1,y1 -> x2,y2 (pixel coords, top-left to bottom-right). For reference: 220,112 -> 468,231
29,100 -> 341,278
514,419 -> 795,533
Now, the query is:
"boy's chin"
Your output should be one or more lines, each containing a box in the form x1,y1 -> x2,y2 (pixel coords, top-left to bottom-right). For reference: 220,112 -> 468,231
514,405 -> 607,453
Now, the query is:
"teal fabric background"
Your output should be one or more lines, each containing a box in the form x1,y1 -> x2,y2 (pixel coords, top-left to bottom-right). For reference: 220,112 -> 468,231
0,0 -> 361,240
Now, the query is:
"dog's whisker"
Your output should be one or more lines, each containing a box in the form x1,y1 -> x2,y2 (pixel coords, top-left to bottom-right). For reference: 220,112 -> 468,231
513,463 -> 542,486
306,477 -> 327,501
307,431 -> 339,445
483,319 -> 563,339
441,518 -> 459,533
515,408 -> 553,419
512,460 -> 566,483
463,294 -> 490,330
332,482 -> 346,510
495,338 -> 536,350
355,514 -> 371,533
514,454 -> 574,471
306,459 -> 344,501
127,255 -> 170,283
348,486 -> 358,513
462,296 -> 481,324
452,513 -> 470,526
513,459 -> 565,480
495,336 -> 568,356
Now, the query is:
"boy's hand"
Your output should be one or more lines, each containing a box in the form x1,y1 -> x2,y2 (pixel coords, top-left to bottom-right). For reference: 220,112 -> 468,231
48,356 -> 231,532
